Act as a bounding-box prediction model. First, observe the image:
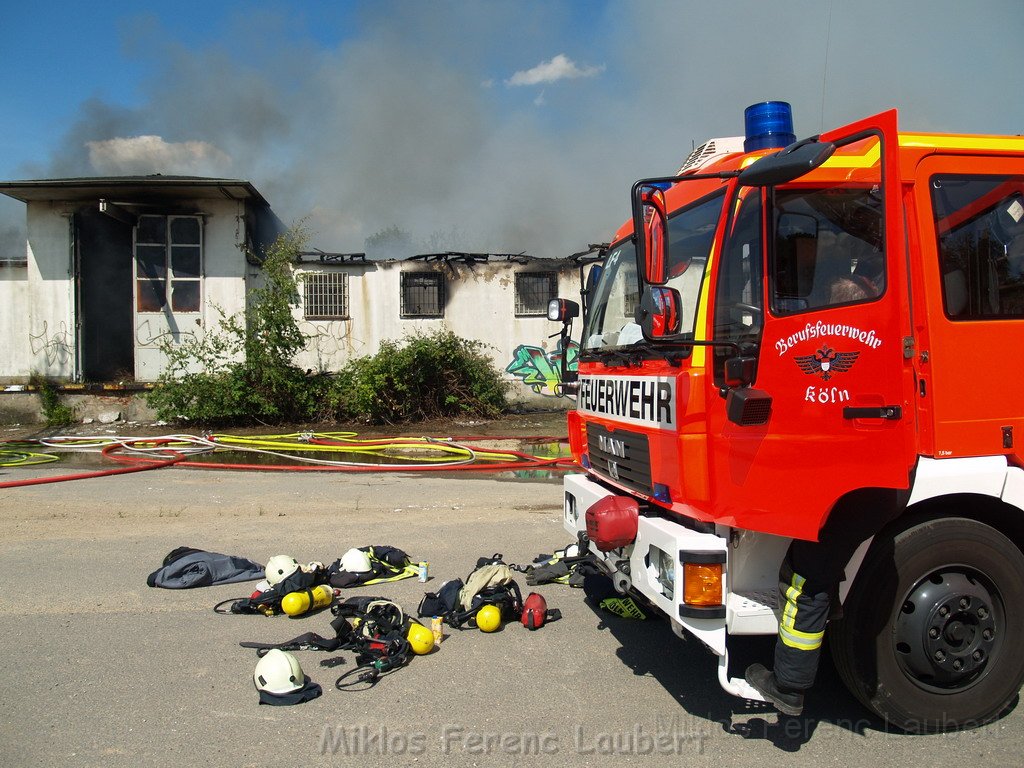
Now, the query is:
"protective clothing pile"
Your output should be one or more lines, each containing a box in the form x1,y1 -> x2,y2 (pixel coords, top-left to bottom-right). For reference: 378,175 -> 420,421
327,546 -> 420,588
216,546 -> 418,617
147,542 -> 582,706
146,546 -> 264,589
418,554 -> 524,629
417,553 -> 563,632
581,569 -> 650,620
523,543 -> 598,587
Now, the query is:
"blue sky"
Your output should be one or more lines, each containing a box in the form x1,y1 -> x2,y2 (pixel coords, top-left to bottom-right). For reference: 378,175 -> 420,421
3,0 -> 1024,257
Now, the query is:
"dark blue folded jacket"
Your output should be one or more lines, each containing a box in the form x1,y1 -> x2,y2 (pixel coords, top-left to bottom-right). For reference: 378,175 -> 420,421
147,546 -> 264,589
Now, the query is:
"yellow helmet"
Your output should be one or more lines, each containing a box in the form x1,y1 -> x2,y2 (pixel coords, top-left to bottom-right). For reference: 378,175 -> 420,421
476,604 -> 502,633
406,622 -> 436,655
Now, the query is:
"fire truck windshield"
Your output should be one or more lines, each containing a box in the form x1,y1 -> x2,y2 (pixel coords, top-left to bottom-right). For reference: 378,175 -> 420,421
584,191 -> 725,351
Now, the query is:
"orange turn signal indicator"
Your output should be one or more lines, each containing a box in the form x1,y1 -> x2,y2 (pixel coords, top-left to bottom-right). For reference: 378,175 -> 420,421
683,562 -> 723,606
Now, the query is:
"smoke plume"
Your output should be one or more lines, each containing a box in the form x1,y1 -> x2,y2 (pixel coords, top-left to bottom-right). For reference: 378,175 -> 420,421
7,0 -> 1024,261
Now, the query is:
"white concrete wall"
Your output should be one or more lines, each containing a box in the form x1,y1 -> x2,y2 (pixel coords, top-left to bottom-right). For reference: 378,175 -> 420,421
198,199 -> 249,322
24,203 -> 75,380
0,258 -> 31,380
291,259 -> 581,406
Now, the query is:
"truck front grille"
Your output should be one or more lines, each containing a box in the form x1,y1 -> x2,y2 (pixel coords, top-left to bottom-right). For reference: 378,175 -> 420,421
586,423 -> 652,496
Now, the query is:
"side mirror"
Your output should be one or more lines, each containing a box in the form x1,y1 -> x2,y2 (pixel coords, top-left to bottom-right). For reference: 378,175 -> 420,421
723,356 -> 757,388
547,298 -> 579,323
639,286 -> 681,339
737,139 -> 836,187
548,298 -> 580,390
631,182 -> 670,285
722,354 -> 771,426
583,264 -> 603,310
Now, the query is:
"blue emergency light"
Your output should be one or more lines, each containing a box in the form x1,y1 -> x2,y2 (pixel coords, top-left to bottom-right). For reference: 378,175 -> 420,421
743,101 -> 796,153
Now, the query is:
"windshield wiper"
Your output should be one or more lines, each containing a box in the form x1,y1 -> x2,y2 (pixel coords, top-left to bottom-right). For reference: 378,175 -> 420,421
582,342 -> 687,368
627,341 -> 688,367
581,347 -> 642,368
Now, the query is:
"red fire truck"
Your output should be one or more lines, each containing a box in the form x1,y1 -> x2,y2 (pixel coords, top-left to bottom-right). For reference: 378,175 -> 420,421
550,103 -> 1024,731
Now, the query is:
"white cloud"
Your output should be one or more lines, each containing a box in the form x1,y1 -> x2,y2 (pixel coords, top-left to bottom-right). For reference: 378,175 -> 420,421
506,54 -> 604,87
86,135 -> 232,175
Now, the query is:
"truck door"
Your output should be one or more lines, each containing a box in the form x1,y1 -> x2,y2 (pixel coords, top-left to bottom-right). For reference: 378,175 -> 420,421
912,152 -> 1024,463
707,112 -> 916,541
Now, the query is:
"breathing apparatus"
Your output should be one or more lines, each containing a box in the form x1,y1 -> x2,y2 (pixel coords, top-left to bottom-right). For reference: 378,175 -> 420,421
331,597 -> 414,690
281,584 -> 334,617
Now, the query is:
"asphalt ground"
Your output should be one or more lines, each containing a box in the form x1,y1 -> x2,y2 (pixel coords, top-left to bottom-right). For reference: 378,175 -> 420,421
2,455 -> 1023,767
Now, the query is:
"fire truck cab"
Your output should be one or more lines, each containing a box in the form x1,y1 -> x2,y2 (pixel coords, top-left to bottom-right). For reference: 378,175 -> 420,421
554,103 -> 1024,731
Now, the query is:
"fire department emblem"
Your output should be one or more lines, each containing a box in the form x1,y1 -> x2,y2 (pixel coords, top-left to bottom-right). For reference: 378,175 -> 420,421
794,345 -> 859,381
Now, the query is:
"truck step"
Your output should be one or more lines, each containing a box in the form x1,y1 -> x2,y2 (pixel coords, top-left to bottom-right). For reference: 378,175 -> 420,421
727,589 -> 779,635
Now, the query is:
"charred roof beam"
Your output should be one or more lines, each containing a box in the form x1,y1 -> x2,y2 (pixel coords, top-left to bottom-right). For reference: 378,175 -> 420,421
98,199 -> 138,227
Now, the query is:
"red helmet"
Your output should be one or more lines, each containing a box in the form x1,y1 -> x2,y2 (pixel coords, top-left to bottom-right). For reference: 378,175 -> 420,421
521,592 -> 549,630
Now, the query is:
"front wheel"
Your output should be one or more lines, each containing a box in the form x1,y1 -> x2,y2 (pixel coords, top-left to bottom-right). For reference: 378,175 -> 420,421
830,516 -> 1024,732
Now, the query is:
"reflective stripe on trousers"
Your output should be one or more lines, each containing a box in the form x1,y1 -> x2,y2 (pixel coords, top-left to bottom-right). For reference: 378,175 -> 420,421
773,569 -> 830,690
779,572 -> 825,651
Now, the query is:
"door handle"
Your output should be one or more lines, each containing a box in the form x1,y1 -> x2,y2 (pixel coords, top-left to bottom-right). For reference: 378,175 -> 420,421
842,406 -> 902,420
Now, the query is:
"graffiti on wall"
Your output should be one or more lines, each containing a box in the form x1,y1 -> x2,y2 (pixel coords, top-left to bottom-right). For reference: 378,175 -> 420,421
298,320 -> 358,365
29,321 -> 73,368
505,338 -> 579,397
135,319 -> 199,348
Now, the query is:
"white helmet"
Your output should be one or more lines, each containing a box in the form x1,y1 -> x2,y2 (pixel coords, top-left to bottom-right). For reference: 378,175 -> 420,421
253,649 -> 304,695
265,555 -> 300,586
340,548 -> 372,574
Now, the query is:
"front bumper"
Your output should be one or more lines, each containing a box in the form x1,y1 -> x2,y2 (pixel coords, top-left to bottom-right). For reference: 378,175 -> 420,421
563,472 -> 768,702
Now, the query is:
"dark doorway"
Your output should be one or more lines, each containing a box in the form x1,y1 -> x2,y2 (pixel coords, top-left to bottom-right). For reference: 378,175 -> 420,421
77,206 -> 134,380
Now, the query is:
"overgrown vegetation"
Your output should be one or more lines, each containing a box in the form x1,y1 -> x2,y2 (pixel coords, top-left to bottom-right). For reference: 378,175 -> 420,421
335,330 -> 508,423
146,226 -> 509,426
31,375 -> 76,427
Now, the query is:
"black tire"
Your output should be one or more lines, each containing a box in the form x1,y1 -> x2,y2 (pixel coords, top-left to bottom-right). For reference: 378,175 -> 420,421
830,516 -> 1024,732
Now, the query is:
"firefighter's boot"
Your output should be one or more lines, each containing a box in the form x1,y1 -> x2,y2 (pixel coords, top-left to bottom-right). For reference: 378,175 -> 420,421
744,664 -> 804,716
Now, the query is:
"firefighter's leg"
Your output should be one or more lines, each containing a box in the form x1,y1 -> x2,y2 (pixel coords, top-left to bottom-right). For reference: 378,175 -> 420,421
772,558 -> 830,690
745,540 -> 841,714
775,529 -> 861,689
748,489 -> 909,712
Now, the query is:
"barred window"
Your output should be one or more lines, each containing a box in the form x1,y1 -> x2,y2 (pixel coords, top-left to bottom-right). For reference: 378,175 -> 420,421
515,272 -> 558,316
401,272 -> 444,317
303,272 -> 349,319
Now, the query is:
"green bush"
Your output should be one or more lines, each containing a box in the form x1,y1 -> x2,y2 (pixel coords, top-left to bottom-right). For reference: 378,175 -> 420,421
31,375 -> 76,427
335,329 -> 509,423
